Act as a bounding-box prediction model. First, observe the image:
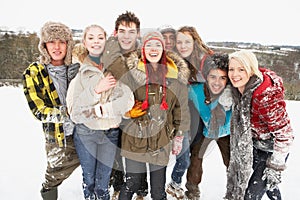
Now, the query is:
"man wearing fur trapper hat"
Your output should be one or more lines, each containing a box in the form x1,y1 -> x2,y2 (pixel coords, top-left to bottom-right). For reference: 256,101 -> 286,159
22,21 -> 80,200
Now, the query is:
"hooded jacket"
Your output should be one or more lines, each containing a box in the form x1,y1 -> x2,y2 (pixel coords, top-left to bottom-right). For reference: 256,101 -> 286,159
106,49 -> 190,166
251,68 -> 293,154
225,68 -> 294,200
189,83 -> 232,139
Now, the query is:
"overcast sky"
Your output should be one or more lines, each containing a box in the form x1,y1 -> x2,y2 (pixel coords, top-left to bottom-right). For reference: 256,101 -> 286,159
1,0 -> 299,46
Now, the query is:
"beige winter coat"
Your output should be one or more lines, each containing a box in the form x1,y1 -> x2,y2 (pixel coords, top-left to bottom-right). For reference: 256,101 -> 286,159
66,58 -> 134,130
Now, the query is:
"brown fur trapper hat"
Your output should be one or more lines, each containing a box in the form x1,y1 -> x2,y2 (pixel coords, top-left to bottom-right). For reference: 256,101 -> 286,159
38,21 -> 74,65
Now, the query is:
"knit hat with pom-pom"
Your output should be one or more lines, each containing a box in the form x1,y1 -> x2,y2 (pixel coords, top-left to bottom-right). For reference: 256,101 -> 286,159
38,21 -> 74,65
141,30 -> 168,110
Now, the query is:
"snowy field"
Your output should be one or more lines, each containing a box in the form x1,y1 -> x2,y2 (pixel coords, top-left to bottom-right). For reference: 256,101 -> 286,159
0,86 -> 298,200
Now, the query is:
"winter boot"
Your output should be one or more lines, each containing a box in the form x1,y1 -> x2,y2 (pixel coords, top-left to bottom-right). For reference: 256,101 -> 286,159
111,190 -> 120,200
85,194 -> 96,200
40,187 -> 58,200
166,181 -> 185,199
134,194 -> 145,200
185,182 -> 200,200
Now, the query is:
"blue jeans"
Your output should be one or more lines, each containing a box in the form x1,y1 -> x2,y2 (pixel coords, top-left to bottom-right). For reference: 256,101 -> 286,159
171,132 -> 191,184
73,124 -> 119,200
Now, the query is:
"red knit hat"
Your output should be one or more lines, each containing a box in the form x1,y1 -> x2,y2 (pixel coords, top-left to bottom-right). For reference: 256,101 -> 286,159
141,31 -> 168,110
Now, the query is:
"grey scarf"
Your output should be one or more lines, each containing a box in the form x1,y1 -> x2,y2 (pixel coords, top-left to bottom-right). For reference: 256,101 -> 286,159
225,76 -> 261,200
46,64 -> 79,136
47,64 -> 68,105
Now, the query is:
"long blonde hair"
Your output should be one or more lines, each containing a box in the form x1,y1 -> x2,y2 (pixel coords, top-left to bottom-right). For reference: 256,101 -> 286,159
72,43 -> 87,64
229,50 -> 263,80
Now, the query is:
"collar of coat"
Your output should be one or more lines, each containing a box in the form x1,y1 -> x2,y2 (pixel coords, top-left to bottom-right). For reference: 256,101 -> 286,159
127,50 -> 190,85
137,56 -> 178,79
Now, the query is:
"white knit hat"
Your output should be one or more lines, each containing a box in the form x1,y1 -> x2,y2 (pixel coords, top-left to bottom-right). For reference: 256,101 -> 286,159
38,21 -> 74,65
157,24 -> 176,35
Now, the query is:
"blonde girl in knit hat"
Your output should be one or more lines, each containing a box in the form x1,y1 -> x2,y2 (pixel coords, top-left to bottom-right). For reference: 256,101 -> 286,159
22,21 -> 80,200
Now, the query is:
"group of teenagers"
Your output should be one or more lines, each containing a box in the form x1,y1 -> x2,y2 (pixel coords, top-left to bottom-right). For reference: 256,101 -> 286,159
22,10 -> 294,200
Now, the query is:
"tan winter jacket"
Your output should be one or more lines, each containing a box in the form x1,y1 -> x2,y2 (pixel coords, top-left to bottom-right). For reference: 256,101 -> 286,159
66,58 -> 134,130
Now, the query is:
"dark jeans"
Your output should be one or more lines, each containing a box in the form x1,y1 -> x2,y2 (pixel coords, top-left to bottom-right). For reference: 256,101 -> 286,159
171,132 -> 190,184
73,124 -> 119,200
244,148 -> 282,200
120,158 -> 166,200
189,99 -> 203,146
110,128 -> 148,196
110,129 -> 124,192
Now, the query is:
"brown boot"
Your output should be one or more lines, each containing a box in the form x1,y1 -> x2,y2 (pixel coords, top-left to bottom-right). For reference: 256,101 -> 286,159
185,182 -> 200,200
111,190 -> 120,200
134,195 -> 144,200
166,181 -> 184,199
40,187 -> 58,200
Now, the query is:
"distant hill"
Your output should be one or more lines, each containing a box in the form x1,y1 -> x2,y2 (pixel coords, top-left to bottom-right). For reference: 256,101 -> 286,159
1,30 -> 299,100
208,42 -> 300,100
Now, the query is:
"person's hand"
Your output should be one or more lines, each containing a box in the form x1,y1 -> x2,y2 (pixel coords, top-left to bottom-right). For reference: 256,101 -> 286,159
94,73 -> 116,94
262,167 -> 282,190
172,136 -> 184,155
50,105 -> 68,123
126,101 -> 147,118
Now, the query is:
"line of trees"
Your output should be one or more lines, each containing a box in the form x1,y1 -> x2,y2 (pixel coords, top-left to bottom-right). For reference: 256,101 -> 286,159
0,31 -> 299,100
0,31 -> 39,79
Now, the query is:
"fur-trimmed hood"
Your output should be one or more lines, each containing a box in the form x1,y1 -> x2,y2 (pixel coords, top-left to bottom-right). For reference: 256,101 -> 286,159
126,50 -> 190,85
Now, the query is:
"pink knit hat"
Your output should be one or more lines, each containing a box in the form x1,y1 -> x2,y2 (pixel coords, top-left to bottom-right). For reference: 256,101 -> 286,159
141,30 -> 168,110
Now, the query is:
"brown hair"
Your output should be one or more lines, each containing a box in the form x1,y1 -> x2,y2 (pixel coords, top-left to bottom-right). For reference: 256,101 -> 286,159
115,11 -> 140,32
177,26 -> 213,81
177,26 -> 213,55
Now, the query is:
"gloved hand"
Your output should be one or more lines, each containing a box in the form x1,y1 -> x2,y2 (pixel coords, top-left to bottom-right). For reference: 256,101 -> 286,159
262,167 -> 282,190
59,106 -> 69,122
43,105 -> 68,123
63,117 -> 75,136
172,136 -> 184,155
126,100 -> 147,118
219,85 -> 233,111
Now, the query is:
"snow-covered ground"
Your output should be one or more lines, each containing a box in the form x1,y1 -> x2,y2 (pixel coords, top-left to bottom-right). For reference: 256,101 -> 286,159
0,86 -> 298,200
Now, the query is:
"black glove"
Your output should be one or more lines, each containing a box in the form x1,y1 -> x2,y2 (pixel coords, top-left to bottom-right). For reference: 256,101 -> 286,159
262,167 -> 281,190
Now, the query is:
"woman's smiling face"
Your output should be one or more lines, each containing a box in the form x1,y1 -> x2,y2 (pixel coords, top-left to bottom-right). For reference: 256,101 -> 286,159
176,32 -> 194,58
144,39 -> 163,63
228,58 -> 251,94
